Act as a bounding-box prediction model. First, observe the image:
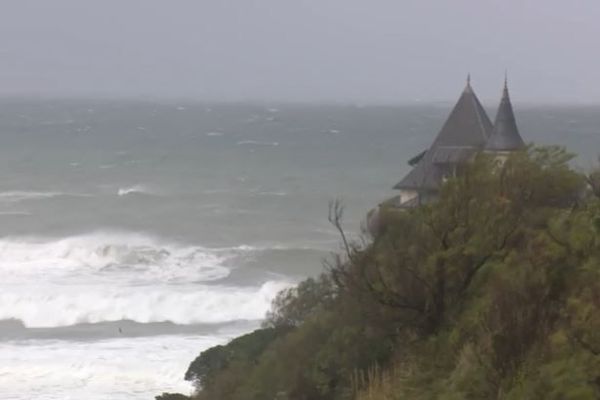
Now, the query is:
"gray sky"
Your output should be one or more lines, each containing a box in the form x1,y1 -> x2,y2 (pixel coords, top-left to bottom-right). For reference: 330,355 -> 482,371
0,0 -> 599,103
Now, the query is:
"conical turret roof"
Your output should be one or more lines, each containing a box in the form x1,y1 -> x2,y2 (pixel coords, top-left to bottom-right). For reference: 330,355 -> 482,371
485,80 -> 525,151
394,79 -> 493,191
429,78 -> 493,149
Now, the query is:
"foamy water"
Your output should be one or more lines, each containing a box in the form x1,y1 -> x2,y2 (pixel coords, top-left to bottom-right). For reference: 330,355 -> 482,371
0,334 -> 234,400
0,233 -> 292,398
0,233 -> 231,282
0,279 -> 289,328
0,190 -> 90,203
117,185 -> 154,197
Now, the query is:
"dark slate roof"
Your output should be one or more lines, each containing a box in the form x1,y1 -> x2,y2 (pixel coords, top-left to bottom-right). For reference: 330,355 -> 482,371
485,82 -> 525,151
394,81 -> 493,191
431,146 -> 478,165
408,150 -> 427,166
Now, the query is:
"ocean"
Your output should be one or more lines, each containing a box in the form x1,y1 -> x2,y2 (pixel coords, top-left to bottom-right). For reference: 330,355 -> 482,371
0,99 -> 598,399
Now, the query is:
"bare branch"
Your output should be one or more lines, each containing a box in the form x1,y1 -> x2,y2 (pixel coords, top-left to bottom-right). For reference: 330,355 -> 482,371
329,199 -> 353,260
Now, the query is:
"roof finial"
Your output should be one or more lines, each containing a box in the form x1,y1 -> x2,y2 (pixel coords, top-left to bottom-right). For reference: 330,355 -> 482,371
467,73 -> 471,86
504,69 -> 508,90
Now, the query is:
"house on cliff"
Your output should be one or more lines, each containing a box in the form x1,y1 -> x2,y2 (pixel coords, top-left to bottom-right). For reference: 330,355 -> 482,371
367,77 -> 526,234
393,76 -> 525,208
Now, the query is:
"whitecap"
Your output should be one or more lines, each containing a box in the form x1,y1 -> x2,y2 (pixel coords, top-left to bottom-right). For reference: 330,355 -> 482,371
0,232 -> 234,285
0,191 -> 88,203
259,191 -> 288,197
236,140 -> 279,147
0,233 -> 296,329
117,185 -> 152,196
205,131 -> 224,137
0,280 -> 291,328
0,334 -> 230,400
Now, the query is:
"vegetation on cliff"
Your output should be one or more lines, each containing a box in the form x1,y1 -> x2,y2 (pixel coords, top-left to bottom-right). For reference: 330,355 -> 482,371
158,146 -> 600,400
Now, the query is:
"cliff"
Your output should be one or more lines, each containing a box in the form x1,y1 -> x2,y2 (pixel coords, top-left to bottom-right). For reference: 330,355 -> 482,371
159,146 -> 600,400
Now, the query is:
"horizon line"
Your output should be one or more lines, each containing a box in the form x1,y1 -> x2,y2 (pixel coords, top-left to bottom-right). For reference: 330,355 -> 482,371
0,93 -> 599,108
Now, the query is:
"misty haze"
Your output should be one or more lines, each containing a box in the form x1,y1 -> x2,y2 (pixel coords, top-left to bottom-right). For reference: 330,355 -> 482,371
0,0 -> 599,103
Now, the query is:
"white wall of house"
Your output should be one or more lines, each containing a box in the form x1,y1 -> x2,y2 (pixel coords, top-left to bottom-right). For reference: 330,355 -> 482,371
399,190 -> 418,205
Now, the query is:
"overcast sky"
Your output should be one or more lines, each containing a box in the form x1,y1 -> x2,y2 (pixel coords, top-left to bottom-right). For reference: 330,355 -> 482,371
0,0 -> 598,103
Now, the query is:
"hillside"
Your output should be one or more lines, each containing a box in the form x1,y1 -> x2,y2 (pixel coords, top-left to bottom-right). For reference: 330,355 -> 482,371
158,146 -> 600,400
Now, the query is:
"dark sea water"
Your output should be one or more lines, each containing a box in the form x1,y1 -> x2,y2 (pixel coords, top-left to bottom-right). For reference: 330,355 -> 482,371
0,99 -> 598,399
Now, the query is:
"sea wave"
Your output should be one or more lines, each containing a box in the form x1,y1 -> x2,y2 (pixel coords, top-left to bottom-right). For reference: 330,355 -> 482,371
0,233 -> 295,328
0,280 -> 290,328
236,140 -> 279,146
117,185 -> 154,196
0,211 -> 32,217
0,233 -> 238,284
0,190 -> 89,203
0,334 -> 229,400
256,191 -> 288,197
0,319 -> 258,341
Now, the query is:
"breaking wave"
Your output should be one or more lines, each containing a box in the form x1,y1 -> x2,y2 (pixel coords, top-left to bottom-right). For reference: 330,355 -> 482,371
0,233 -> 293,328
0,281 -> 290,328
236,140 -> 279,146
0,191 -> 89,203
0,334 -> 226,399
0,232 -> 233,284
117,185 -> 154,196
256,191 -> 288,197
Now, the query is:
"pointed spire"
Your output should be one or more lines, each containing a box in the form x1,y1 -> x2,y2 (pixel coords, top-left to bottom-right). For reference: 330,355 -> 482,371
394,78 -> 493,191
465,73 -> 473,92
485,77 -> 525,151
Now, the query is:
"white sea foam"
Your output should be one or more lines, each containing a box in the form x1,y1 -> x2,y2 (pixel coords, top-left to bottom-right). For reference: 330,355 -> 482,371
0,233 -> 293,328
0,233 -> 232,284
0,333 -> 238,400
257,191 -> 288,197
236,140 -> 279,146
205,131 -> 225,137
117,184 -> 153,196
0,280 -> 290,328
0,191 -> 78,203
